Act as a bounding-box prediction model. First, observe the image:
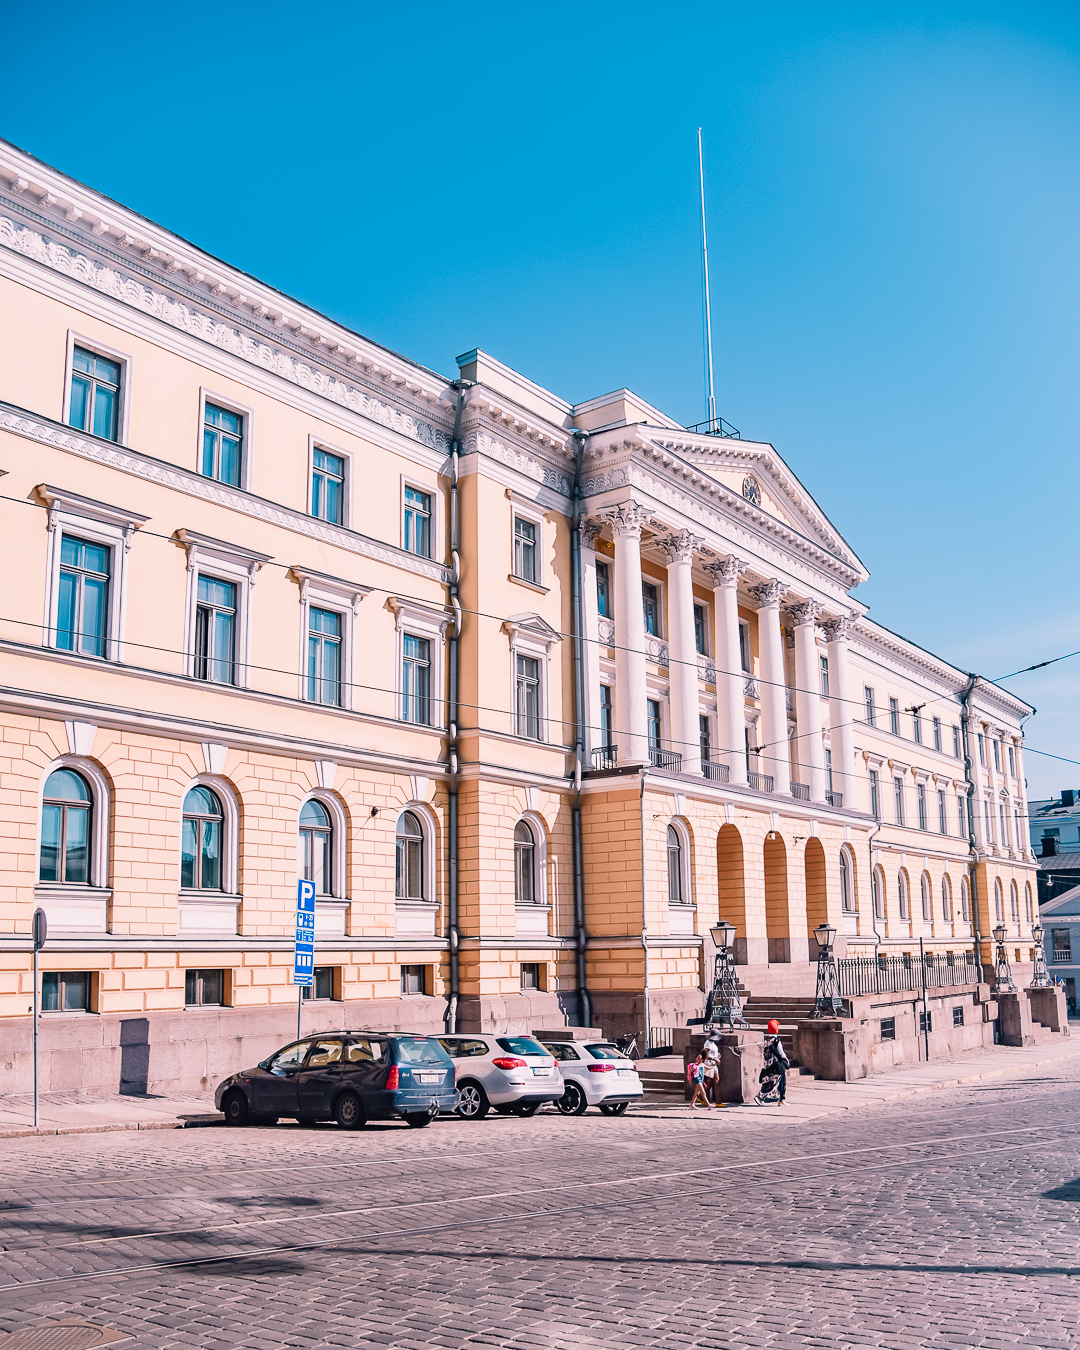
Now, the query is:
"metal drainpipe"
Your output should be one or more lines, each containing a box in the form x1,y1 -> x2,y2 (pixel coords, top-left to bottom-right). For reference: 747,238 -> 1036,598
569,429 -> 592,1029
960,675 -> 985,976
445,382 -> 469,1033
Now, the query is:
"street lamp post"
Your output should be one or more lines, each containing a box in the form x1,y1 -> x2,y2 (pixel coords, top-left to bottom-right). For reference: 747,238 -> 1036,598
1029,923 -> 1052,988
993,923 -> 1016,992
703,920 -> 748,1031
810,920 -> 845,1017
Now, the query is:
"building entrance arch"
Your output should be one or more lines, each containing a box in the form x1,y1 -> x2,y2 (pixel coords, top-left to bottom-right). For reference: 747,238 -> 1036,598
716,823 -> 747,963
764,831 -> 790,963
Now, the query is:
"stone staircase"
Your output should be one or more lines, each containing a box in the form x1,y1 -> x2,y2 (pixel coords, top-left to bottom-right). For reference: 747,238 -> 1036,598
740,995 -> 819,1068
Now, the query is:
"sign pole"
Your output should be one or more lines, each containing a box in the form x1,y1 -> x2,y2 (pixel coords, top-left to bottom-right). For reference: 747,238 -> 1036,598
32,908 -> 46,1130
294,880 -> 315,1039
297,982 -> 303,1041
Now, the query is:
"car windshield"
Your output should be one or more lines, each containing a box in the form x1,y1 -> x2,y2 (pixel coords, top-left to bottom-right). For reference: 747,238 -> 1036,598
495,1036 -> 548,1057
393,1037 -> 449,1065
585,1044 -> 627,1061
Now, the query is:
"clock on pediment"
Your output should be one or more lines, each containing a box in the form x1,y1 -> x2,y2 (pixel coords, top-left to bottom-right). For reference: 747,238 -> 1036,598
742,475 -> 761,506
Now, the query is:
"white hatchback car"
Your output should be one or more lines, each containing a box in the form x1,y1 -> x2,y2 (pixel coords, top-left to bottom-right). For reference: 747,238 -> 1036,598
538,1039 -> 643,1115
436,1034 -> 562,1120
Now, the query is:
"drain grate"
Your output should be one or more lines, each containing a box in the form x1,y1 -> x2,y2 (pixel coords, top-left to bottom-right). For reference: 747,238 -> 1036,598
0,1322 -> 129,1349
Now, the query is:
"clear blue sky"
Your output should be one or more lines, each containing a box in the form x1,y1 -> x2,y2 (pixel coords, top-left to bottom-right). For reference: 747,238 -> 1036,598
2,1 -> 1077,800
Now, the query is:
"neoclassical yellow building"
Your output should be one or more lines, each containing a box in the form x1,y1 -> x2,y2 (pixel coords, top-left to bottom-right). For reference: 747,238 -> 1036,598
0,140 -> 1037,1092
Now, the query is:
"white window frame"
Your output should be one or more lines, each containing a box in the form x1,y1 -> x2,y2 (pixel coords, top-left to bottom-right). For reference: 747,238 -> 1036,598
502,613 -> 562,743
509,497 -> 547,591
178,530 -> 270,690
177,774 -> 241,937
897,868 -> 910,922
514,811 -> 550,907
395,800 -> 439,914
35,756 -> 111,895
197,387 -> 254,492
641,575 -> 665,640
62,329 -> 132,446
309,435 -> 353,529
693,600 -> 710,658
289,567 -> 372,710
666,816 -> 694,907
38,485 -> 149,663
739,619 -> 753,674
298,790 -> 350,940
389,597 -> 450,727
839,845 -> 857,913
401,473 -> 441,561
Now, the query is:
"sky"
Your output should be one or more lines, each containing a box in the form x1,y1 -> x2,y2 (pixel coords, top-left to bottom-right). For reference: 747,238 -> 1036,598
2,0 -> 1078,803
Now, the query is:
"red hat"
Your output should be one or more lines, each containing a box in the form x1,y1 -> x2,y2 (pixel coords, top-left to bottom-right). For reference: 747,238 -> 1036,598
767,1019 -> 780,1034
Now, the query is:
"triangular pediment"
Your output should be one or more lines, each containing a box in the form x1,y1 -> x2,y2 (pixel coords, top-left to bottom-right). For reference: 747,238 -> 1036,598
1040,884 -> 1080,916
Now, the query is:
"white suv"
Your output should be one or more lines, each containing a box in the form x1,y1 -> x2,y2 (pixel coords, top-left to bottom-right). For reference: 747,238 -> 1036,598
436,1034 -> 562,1120
538,1039 -> 643,1115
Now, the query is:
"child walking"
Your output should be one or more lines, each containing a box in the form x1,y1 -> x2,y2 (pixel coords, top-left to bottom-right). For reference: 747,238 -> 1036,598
688,1052 -> 713,1109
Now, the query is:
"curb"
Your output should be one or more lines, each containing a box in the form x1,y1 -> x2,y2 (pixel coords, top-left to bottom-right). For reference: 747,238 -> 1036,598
0,1120 -> 185,1139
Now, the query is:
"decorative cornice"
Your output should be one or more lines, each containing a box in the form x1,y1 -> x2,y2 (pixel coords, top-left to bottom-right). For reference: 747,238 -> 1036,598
653,529 -> 703,565
0,403 -> 453,583
703,556 -> 747,587
462,428 -> 573,500
748,579 -> 785,608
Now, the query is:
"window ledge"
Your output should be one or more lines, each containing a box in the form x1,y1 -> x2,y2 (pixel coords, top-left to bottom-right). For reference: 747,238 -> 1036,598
667,903 -> 697,910
515,903 -> 552,912
178,891 -> 242,902
395,900 -> 439,910
508,573 -> 549,595
35,884 -> 112,900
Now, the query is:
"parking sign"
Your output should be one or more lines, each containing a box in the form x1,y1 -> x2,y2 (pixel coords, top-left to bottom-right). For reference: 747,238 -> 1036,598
294,879 -> 315,986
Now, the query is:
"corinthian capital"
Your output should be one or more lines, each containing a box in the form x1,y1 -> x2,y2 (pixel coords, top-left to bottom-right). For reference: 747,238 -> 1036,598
578,516 -> 604,549
653,529 -> 703,565
819,614 -> 855,643
703,556 -> 747,587
787,599 -> 821,628
601,502 -> 651,539
748,578 -> 785,609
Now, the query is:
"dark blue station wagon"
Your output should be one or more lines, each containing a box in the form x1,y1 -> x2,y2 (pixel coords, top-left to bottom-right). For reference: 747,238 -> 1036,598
215,1032 -> 458,1129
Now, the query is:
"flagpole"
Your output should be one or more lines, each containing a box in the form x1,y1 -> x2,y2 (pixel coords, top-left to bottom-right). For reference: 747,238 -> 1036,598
698,127 -> 717,432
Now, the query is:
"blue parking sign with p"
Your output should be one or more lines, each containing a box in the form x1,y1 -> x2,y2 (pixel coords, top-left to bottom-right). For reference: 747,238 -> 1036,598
294,879 -> 315,986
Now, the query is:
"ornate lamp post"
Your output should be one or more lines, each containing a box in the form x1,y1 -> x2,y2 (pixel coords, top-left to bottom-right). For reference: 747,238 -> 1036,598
810,920 -> 845,1017
993,922 -> 1016,992
1030,922 -> 1052,988
703,919 -> 748,1031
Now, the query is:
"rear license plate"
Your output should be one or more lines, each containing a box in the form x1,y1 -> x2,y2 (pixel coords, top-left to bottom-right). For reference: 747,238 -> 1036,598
417,1073 -> 442,1084
532,1068 -> 550,1076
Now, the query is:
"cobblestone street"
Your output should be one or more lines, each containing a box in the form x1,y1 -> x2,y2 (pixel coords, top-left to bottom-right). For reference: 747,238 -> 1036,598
1,1060 -> 1078,1350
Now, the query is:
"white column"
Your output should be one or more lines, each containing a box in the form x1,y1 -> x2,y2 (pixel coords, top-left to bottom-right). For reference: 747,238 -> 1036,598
748,579 -> 790,795
657,529 -> 703,775
821,614 -> 856,809
789,600 -> 826,802
578,518 -> 603,759
705,556 -> 748,785
603,503 -> 650,765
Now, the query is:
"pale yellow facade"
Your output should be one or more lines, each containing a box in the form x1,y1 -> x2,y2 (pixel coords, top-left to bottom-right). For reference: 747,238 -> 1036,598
0,140 -> 1037,1092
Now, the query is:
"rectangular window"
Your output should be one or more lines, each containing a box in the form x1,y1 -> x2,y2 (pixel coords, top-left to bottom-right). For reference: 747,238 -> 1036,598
520,962 -> 541,992
917,783 -> 927,830
869,769 -> 880,819
201,403 -> 242,487
1052,929 -> 1072,960
400,964 -> 425,996
919,1010 -> 933,1034
819,655 -> 829,698
57,535 -> 110,657
41,971 -> 91,1012
984,799 -> 993,843
404,486 -> 432,557
693,604 -> 707,656
301,966 -> 337,1001
699,714 -> 711,763
307,607 -> 342,706
958,794 -> 967,836
739,621 -> 751,673
402,635 -> 431,725
69,347 -> 119,441
864,686 -> 875,725
595,560 -> 609,617
932,717 -> 942,752
952,725 -> 961,758
938,790 -> 947,835
999,804 -> 1007,847
513,516 -> 537,583
825,747 -> 833,792
647,698 -> 662,751
894,776 -> 905,826
992,739 -> 1001,772
642,582 -> 660,636
880,1017 -> 896,1041
599,684 -> 613,748
194,577 -> 236,684
889,698 -> 900,736
952,1006 -> 964,1027
978,734 -> 985,766
913,709 -> 922,744
1008,745 -> 1016,777
311,449 -> 345,525
184,968 -> 224,1007
515,654 -> 540,739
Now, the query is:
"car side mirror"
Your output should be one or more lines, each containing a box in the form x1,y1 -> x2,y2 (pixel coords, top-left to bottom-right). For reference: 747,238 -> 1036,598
258,1060 -> 271,1071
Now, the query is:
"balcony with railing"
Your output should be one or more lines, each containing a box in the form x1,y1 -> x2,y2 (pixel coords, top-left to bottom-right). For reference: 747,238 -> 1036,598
649,748 -> 682,771
747,771 -> 774,793
826,790 -> 843,808
790,782 -> 810,801
837,952 -> 981,997
591,746 -> 618,771
1052,949 -> 1073,963
701,760 -> 730,783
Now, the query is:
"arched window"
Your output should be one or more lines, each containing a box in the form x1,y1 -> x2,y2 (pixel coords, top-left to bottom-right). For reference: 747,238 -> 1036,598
514,820 -> 536,904
1010,880 -> 1020,925
942,874 -> 953,923
898,871 -> 910,921
872,866 -> 885,921
396,811 -> 424,901
40,768 -> 92,884
839,847 -> 855,912
300,799 -> 333,896
920,872 -> 932,922
667,825 -> 683,905
1025,883 -> 1033,924
960,876 -> 971,923
994,878 -> 1004,924
182,786 -> 224,890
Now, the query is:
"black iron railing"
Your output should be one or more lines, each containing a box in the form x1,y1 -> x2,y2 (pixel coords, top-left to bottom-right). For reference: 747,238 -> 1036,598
685,416 -> 741,439
702,760 -> 730,783
836,952 -> 981,997
591,746 -> 618,770
747,771 -> 774,793
649,749 -> 682,771
826,790 -> 843,808
790,782 -> 810,801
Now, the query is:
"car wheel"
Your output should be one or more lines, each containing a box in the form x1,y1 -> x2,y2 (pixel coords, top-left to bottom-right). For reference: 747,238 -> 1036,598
599,1102 -> 629,1116
404,1112 -> 432,1128
556,1081 -> 588,1116
514,1101 -> 542,1117
221,1089 -> 250,1127
334,1091 -> 366,1130
456,1082 -> 490,1120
